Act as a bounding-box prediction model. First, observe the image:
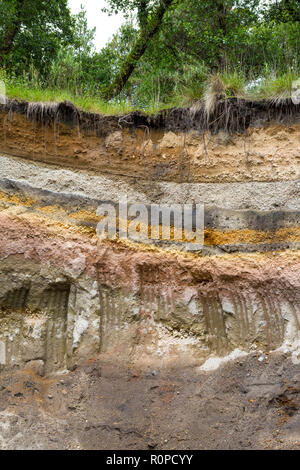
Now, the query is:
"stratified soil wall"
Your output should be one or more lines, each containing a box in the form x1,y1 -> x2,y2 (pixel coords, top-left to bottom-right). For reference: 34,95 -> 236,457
0,99 -> 299,449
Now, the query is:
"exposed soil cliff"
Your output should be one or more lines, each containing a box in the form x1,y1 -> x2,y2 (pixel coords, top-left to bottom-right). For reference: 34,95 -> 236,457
0,98 -> 299,449
0,99 -> 299,183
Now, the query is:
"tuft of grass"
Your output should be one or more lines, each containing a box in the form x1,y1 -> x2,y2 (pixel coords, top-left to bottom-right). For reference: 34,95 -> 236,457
166,63 -> 208,108
248,72 -> 300,103
219,71 -> 246,98
177,80 -> 206,106
203,74 -> 226,116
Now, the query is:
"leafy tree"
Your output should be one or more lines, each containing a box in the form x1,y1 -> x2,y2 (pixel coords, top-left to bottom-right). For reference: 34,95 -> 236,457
1,0 -> 299,107
102,0 -> 176,99
0,0 -> 74,76
104,0 -> 262,104
72,5 -> 96,62
47,5 -> 99,95
266,0 -> 300,23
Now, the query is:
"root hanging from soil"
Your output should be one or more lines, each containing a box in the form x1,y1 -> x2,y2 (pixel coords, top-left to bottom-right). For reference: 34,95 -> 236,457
0,97 -> 299,137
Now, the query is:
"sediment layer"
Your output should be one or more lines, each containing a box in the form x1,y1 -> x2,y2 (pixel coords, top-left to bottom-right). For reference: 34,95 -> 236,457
0,100 -> 299,374
1,99 -> 299,183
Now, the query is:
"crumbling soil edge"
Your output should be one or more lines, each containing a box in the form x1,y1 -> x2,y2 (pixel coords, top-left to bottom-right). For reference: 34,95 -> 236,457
1,97 -> 300,137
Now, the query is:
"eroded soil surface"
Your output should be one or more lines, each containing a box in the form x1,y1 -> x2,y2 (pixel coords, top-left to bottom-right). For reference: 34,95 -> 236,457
0,352 -> 299,450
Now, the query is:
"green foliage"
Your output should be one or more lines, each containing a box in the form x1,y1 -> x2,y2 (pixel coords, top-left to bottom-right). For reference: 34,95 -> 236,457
102,0 -> 167,28
0,0 -> 74,76
46,6 -> 98,95
103,0 -> 175,99
250,71 -> 300,103
219,71 -> 246,97
0,0 -> 299,111
266,0 -> 300,23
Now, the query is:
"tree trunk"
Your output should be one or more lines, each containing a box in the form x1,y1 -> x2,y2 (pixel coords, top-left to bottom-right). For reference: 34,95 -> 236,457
215,0 -> 228,71
103,0 -> 175,100
0,0 -> 26,65
137,0 -> 149,29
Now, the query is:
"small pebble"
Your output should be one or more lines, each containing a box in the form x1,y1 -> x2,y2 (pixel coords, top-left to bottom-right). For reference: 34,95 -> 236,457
258,354 -> 267,362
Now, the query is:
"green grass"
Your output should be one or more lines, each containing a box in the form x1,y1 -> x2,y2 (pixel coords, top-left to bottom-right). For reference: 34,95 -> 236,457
248,72 -> 299,103
4,80 -> 171,115
5,83 -> 135,115
219,71 -> 246,98
1,69 -> 299,115
0,69 -> 135,115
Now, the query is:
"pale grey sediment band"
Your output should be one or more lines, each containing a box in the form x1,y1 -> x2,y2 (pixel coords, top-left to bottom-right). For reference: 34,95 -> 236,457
0,153 -> 299,211
0,177 -> 299,232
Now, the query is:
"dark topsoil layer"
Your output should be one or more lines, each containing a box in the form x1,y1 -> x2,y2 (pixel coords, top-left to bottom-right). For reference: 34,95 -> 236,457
1,97 -> 300,137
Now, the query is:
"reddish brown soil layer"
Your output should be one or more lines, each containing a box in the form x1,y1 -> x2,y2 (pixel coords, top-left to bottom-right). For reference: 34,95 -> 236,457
0,209 -> 299,295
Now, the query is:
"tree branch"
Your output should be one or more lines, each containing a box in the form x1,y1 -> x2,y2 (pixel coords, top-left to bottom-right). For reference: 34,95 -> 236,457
103,0 -> 175,99
0,0 -> 27,64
